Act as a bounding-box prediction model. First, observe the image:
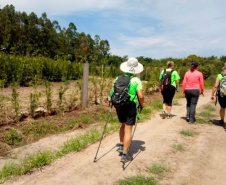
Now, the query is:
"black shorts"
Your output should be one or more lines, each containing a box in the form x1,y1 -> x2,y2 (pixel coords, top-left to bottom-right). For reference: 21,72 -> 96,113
218,92 -> 226,108
161,86 -> 176,106
116,101 -> 137,125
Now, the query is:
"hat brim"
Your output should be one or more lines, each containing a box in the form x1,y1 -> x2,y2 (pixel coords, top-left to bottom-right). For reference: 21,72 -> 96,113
120,62 -> 144,74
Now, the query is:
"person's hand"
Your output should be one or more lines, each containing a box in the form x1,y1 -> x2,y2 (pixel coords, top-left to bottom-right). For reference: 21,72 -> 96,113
211,96 -> 214,100
141,103 -> 146,108
200,93 -> 204,97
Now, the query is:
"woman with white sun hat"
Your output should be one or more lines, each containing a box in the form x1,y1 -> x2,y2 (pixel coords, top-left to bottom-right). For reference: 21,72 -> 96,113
110,57 -> 145,163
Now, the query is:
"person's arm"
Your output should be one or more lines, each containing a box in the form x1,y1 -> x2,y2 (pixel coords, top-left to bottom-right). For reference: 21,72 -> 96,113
211,78 -> 219,100
182,73 -> 187,93
137,89 -> 145,108
200,73 -> 204,95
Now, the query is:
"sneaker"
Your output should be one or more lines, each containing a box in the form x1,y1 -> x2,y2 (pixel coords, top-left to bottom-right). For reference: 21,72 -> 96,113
223,123 -> 226,131
116,146 -> 123,153
166,114 -> 172,119
219,120 -> 224,126
161,111 -> 166,119
120,154 -> 133,163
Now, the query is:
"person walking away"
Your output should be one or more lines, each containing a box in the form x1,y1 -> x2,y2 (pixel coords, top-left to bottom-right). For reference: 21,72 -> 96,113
159,61 -> 180,119
211,63 -> 226,130
111,57 -> 145,163
182,61 -> 204,124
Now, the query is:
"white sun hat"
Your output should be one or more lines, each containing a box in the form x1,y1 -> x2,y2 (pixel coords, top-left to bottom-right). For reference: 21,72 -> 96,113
120,57 -> 143,74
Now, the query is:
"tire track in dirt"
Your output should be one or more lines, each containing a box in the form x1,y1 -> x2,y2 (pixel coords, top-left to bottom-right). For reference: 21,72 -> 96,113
3,90 -> 226,185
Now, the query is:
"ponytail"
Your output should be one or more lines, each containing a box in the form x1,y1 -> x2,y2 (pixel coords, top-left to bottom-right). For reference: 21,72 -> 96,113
191,65 -> 197,72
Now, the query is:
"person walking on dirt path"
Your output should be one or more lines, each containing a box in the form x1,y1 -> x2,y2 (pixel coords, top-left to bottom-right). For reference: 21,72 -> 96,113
211,63 -> 226,130
182,61 -> 204,124
159,61 -> 180,119
110,57 -> 145,163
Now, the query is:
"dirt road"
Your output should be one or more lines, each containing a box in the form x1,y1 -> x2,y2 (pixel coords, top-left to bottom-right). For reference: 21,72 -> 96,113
3,90 -> 226,185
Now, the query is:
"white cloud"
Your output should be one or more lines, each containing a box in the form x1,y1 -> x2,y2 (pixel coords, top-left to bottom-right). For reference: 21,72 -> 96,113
138,27 -> 155,36
1,0 -> 125,16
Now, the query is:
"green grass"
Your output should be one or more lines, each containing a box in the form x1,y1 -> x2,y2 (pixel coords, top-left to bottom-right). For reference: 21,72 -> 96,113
203,105 -> 216,112
81,115 -> 95,124
64,119 -> 77,130
180,129 -> 198,136
147,163 -> 169,175
116,176 -> 158,185
24,121 -> 59,140
0,162 -> 22,183
195,103 -> 216,125
0,97 -> 166,183
173,100 -> 181,105
3,128 -> 23,146
195,118 -> 212,124
0,123 -> 121,183
139,100 -> 162,122
172,144 -> 185,152
198,111 -> 215,119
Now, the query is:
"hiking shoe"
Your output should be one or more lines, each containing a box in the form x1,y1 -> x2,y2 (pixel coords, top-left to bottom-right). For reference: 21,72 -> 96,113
120,154 -> 133,163
219,120 -> 224,126
223,123 -> 226,131
116,146 -> 123,153
166,114 -> 172,119
161,111 -> 166,119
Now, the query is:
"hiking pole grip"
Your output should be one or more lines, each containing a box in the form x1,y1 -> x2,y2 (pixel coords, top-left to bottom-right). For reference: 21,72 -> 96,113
93,105 -> 113,162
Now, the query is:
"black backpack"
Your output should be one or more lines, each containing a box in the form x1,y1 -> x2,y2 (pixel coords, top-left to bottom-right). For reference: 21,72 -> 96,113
111,74 -> 132,110
161,69 -> 174,91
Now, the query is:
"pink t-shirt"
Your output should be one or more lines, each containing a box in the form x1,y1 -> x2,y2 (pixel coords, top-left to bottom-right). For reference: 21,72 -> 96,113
182,70 -> 204,93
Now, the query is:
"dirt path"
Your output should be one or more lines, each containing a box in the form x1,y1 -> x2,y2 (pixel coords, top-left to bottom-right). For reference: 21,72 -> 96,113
3,90 -> 226,185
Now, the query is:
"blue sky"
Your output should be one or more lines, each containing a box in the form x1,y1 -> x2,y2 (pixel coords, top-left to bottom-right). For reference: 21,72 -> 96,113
1,0 -> 226,59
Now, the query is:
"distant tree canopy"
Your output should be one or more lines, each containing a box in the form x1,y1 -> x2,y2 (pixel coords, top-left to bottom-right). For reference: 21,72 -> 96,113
0,4 -> 226,87
0,5 -> 110,63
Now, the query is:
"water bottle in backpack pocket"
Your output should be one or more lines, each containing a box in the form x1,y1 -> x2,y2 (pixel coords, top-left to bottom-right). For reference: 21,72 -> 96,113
111,75 -> 131,110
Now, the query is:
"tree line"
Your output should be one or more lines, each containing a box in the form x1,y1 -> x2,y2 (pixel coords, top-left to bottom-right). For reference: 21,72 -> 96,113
1,4 -> 226,87
0,4 -> 110,63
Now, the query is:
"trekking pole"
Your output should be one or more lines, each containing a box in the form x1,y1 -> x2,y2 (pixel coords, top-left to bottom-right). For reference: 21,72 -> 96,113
93,105 -> 113,162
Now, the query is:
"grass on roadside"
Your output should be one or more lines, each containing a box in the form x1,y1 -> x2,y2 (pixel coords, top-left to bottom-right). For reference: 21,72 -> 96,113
180,129 -> 198,136
172,144 -> 185,152
0,122 -> 120,183
195,104 -> 215,125
81,115 -> 95,124
147,163 -> 170,175
173,100 -> 181,106
116,176 -> 159,185
140,100 -> 162,122
0,98 -> 163,183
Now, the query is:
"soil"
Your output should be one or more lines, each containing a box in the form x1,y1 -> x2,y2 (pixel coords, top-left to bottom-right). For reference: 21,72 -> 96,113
2,90 -> 226,185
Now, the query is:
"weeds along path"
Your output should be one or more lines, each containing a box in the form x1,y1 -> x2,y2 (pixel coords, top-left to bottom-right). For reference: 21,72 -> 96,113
3,90 -> 226,185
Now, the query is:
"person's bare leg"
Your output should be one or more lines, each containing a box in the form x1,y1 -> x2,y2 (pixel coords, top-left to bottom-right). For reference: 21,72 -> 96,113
119,123 -> 125,145
220,108 -> 225,121
167,106 -> 172,115
163,103 -> 167,112
123,124 -> 133,154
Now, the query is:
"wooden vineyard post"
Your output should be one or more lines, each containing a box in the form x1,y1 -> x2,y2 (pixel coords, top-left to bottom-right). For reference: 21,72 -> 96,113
82,63 -> 89,109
